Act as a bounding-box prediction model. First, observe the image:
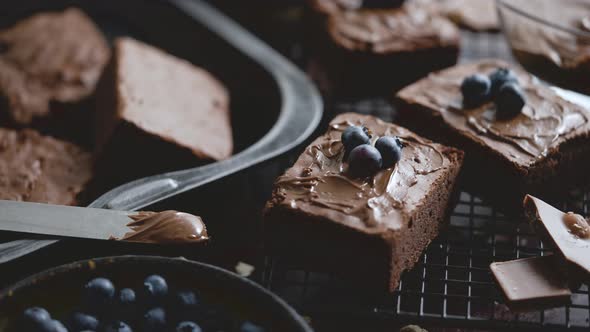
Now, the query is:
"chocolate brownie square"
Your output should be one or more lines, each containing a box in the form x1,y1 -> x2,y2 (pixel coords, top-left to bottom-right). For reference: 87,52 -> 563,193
0,128 -> 92,205
306,0 -> 460,95
94,37 -> 232,187
0,8 -> 110,126
264,113 -> 463,291
395,60 -> 590,213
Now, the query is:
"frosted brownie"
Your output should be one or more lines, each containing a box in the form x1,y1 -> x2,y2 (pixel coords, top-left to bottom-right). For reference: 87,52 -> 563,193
395,60 -> 590,212
0,8 -> 109,125
94,37 -> 232,186
0,128 -> 92,205
264,113 -> 463,291
306,0 -> 460,95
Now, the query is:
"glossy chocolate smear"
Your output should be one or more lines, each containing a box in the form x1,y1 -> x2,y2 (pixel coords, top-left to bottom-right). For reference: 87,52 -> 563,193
328,7 -> 459,53
273,115 -> 445,229
120,210 -> 208,244
398,60 -> 589,166
524,195 -> 590,275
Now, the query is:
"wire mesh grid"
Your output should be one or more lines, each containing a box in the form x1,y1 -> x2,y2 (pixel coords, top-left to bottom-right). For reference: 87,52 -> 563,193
260,32 -> 590,330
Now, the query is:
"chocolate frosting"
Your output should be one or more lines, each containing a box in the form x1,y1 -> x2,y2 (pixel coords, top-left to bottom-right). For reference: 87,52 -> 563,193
524,195 -> 590,275
0,128 -> 92,205
407,0 -> 499,31
269,113 -> 457,232
327,6 -> 459,53
505,0 -> 590,70
397,60 -> 590,167
120,210 -> 208,244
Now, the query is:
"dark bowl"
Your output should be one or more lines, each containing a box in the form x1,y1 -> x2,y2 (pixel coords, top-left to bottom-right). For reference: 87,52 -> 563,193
0,255 -> 313,332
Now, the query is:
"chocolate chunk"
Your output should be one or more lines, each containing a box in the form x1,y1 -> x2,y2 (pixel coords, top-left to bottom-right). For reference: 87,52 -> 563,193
264,113 -> 464,291
524,195 -> 590,276
490,255 -> 571,311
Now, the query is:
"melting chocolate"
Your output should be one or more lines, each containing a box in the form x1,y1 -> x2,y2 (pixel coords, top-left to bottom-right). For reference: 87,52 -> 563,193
327,6 -> 459,53
119,210 -> 208,244
397,60 -> 590,167
272,114 -> 449,230
524,195 -> 590,275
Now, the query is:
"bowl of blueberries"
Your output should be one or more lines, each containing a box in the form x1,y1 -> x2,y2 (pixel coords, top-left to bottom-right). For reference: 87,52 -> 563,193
0,256 -> 312,332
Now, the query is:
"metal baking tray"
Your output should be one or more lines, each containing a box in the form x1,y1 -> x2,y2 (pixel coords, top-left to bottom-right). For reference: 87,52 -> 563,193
0,0 -> 322,265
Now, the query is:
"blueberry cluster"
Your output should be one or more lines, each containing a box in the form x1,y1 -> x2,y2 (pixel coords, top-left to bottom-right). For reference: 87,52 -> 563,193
341,125 -> 403,178
460,68 -> 526,119
18,275 -> 264,332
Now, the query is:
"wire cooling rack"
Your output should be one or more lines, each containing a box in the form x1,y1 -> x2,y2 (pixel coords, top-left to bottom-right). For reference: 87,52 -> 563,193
260,32 -> 590,330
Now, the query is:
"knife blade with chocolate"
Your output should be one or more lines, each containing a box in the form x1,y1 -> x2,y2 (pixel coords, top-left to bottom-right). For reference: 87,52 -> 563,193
0,200 -> 208,244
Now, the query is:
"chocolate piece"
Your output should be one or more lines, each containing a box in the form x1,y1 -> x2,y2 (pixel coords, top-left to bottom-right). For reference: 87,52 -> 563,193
0,128 -> 92,205
0,8 -> 110,125
490,255 -> 571,311
395,60 -> 590,213
94,37 -> 232,187
120,211 -> 208,244
524,195 -> 590,276
408,0 -> 499,32
264,113 -> 463,291
307,2 -> 460,95
502,0 -> 590,94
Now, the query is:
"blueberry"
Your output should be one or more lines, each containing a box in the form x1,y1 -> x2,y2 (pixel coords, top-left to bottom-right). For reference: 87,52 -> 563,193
489,68 -> 518,96
173,290 -> 199,308
176,321 -> 202,332
375,136 -> 403,168
102,320 -> 132,332
341,126 -> 371,155
116,288 -> 136,316
495,82 -> 526,119
67,312 -> 99,331
142,275 -> 168,304
240,321 -> 265,332
37,319 -> 68,332
143,307 -> 166,332
461,74 -> 491,108
83,278 -> 115,310
21,307 -> 51,330
348,144 -> 382,178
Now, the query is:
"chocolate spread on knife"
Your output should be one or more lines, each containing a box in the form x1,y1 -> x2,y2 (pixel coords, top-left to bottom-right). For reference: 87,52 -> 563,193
271,113 -> 451,231
119,210 -> 208,244
397,60 -> 590,167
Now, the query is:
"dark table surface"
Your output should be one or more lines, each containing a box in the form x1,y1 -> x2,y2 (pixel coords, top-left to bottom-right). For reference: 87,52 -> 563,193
2,2 -> 589,332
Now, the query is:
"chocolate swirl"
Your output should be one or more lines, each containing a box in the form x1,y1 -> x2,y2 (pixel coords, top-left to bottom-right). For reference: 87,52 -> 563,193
271,114 -> 451,230
398,60 -> 590,166
120,210 -> 208,244
327,6 -> 459,53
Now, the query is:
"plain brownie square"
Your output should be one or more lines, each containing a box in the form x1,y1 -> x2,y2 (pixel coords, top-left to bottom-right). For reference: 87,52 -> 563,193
264,113 -> 463,291
0,128 -> 92,205
0,8 -> 110,126
395,59 -> 590,213
94,37 -> 232,187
